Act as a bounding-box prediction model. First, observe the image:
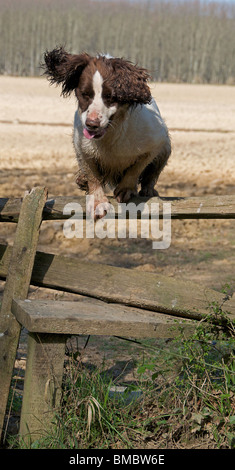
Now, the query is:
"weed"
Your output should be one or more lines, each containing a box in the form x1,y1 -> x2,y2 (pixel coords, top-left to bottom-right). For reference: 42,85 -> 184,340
136,299 -> 235,448
6,295 -> 235,449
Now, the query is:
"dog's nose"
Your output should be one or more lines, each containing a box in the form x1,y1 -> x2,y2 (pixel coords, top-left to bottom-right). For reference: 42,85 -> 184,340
85,117 -> 101,130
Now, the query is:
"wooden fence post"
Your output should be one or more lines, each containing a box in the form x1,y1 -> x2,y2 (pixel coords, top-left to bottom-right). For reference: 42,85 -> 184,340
19,332 -> 67,443
0,187 -> 47,441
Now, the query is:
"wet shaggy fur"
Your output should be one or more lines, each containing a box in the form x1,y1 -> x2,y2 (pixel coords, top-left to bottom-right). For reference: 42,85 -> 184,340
44,47 -> 151,104
44,47 -> 171,218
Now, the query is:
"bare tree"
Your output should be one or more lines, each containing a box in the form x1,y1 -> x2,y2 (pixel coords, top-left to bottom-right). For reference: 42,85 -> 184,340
0,0 -> 234,84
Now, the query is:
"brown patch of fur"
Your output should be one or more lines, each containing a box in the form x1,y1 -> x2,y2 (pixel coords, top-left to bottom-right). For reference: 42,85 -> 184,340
75,170 -> 89,192
43,47 -> 90,97
43,47 -> 151,105
99,56 -> 151,105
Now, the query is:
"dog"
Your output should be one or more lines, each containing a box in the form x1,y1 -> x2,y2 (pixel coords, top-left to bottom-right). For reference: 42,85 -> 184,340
44,47 -> 171,218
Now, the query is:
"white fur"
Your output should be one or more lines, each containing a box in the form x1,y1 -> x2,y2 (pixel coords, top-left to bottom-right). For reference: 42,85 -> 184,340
71,57 -> 171,213
74,97 -> 169,176
81,70 -> 117,129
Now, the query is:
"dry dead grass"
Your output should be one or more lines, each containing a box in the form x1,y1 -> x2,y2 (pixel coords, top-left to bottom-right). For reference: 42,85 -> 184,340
1,77 -> 234,449
0,77 -> 235,192
0,76 -> 234,291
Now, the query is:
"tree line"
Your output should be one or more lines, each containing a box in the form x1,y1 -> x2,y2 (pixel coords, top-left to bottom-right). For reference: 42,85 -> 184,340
0,0 -> 234,84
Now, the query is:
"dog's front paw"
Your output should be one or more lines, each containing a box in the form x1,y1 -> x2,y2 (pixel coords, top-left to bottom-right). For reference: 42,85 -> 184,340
139,187 -> 159,198
87,196 -> 112,220
114,186 -> 138,203
94,200 -> 112,220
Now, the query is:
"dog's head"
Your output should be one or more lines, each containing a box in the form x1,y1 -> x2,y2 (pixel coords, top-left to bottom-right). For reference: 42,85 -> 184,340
44,47 -> 151,140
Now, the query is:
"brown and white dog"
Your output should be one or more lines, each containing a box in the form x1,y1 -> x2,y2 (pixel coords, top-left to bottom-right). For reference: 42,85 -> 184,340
44,47 -> 171,218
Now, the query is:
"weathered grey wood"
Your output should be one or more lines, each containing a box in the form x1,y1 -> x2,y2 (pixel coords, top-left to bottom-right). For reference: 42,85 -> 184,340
1,245 -> 234,321
0,188 -> 47,440
19,332 -> 66,442
12,298 -> 196,338
15,252 -> 235,321
43,194 -> 235,219
0,194 -> 235,222
0,244 -> 10,279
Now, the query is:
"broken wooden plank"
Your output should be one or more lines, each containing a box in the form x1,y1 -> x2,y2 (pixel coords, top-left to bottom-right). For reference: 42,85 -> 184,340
1,245 -> 234,322
0,188 -> 47,440
0,194 -> 235,222
12,298 -> 196,339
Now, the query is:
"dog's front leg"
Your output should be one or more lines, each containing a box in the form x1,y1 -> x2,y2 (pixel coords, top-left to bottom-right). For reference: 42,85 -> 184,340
87,180 -> 111,220
77,156 -> 111,220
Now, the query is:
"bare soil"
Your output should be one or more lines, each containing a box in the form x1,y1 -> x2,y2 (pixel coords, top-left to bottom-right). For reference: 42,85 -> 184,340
0,77 -> 235,446
1,77 -> 234,288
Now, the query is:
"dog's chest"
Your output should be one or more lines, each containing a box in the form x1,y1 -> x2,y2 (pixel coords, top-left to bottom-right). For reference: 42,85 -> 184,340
81,131 -> 141,173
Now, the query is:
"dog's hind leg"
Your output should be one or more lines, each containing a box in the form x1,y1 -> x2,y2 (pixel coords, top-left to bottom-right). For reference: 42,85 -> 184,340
139,141 -> 171,197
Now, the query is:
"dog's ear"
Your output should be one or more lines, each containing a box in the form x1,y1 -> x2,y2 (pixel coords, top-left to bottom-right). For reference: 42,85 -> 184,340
43,47 -> 90,96
109,58 -> 151,105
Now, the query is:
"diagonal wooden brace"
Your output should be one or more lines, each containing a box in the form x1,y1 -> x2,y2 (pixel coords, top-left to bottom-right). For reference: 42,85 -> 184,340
0,187 -> 47,441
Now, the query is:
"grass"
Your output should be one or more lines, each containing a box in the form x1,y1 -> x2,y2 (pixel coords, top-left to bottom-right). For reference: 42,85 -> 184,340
5,296 -> 235,450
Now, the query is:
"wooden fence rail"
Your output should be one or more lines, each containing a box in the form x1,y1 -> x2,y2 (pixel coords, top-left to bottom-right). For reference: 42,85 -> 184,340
0,190 -> 234,443
0,245 -> 235,322
1,194 -> 235,222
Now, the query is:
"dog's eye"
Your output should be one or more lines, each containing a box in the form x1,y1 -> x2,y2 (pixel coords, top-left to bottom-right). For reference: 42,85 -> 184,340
103,92 -> 112,101
81,91 -> 90,99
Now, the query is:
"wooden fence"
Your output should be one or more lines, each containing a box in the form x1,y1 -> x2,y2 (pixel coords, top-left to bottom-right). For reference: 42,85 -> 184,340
0,189 -> 234,443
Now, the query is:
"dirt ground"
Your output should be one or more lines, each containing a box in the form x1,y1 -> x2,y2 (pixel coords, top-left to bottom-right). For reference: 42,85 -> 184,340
0,76 -> 234,288
0,78 -> 235,437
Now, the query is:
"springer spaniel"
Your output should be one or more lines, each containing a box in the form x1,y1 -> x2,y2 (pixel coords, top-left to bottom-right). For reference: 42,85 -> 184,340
44,47 -> 171,218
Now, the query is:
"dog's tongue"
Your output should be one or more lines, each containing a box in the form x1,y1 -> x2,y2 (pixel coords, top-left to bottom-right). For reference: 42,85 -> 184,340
83,128 -> 96,140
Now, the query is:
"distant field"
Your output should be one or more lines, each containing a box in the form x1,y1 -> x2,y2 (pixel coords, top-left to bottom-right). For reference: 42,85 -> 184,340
1,76 -> 234,452
0,76 -> 235,199
0,76 -> 235,291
